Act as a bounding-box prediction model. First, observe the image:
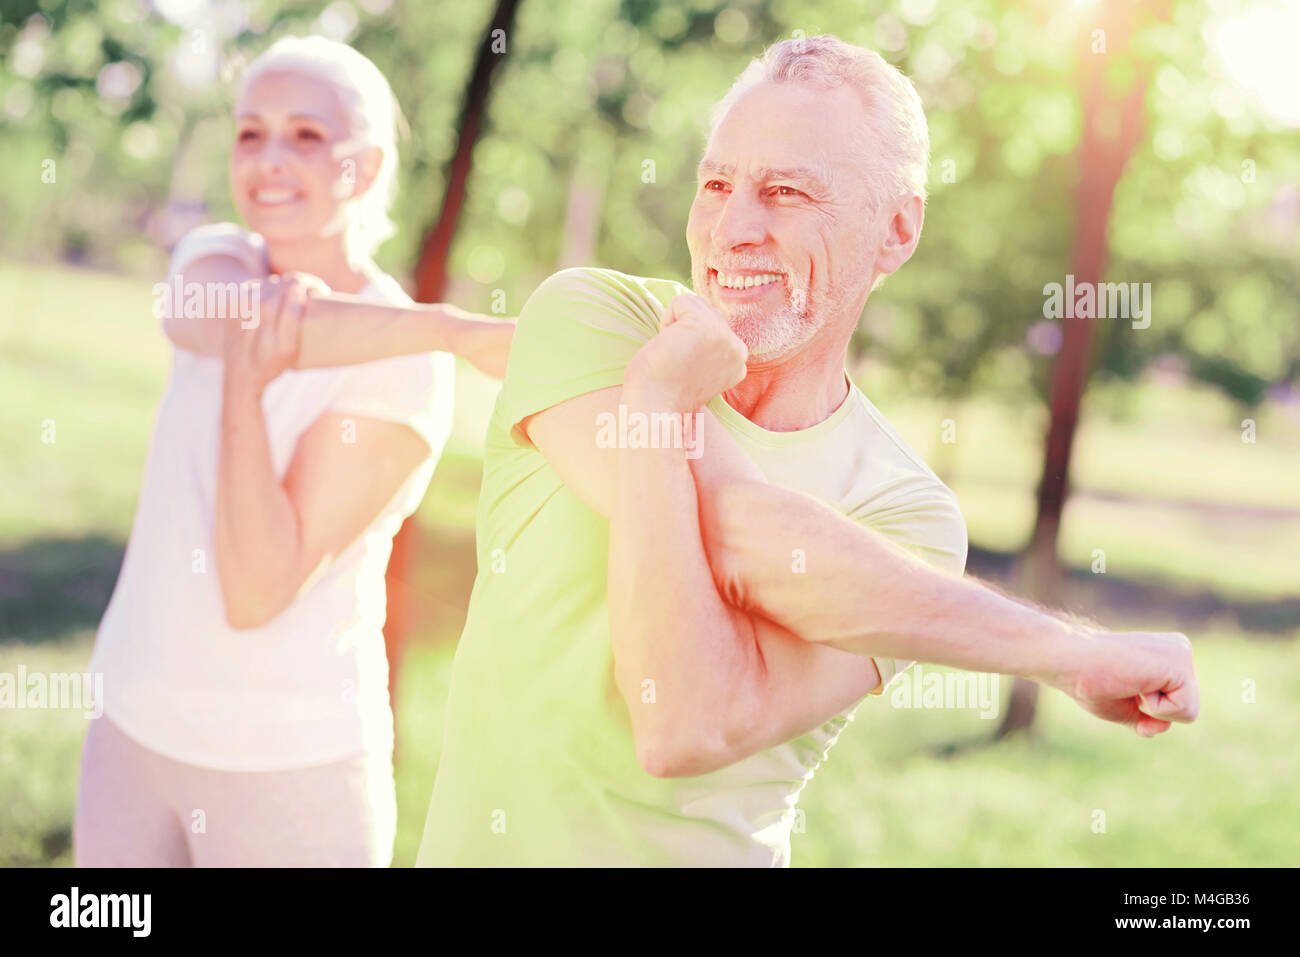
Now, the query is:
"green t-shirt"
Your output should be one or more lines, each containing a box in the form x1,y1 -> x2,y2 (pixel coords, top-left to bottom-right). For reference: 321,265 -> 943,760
416,267 -> 968,866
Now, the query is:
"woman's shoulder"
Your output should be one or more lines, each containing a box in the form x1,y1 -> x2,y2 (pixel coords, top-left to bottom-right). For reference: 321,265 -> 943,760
170,222 -> 268,277
360,267 -> 414,305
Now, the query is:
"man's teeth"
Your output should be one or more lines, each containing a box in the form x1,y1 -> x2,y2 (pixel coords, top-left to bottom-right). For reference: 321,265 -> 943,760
716,272 -> 782,289
253,188 -> 298,204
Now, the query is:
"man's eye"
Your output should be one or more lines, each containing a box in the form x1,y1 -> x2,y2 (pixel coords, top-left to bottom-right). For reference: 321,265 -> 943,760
237,129 -> 260,142
703,180 -> 728,192
297,129 -> 324,142
774,185 -> 806,198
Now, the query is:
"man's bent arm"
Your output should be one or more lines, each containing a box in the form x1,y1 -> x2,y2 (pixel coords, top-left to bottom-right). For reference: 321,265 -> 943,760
607,381 -> 878,777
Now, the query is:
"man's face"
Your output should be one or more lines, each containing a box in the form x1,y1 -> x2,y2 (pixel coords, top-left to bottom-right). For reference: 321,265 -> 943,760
687,79 -> 882,362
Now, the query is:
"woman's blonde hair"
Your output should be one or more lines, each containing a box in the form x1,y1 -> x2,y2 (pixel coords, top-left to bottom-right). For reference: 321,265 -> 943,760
239,35 -> 404,257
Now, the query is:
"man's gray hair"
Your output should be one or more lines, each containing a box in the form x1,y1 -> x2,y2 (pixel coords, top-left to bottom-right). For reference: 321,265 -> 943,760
709,34 -> 930,213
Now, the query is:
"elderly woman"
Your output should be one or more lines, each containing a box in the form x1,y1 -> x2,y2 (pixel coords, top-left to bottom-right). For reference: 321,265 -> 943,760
76,35 -> 510,867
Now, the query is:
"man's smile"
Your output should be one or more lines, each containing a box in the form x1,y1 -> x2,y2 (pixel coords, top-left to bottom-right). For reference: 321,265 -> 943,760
709,267 -> 786,303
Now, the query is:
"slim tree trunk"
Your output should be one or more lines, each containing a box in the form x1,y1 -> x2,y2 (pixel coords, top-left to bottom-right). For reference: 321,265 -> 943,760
385,0 -> 523,741
997,0 -> 1157,738
558,135 -> 613,269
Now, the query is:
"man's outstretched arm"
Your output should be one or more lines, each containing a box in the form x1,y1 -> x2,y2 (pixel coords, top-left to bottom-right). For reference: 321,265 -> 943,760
695,434 -> 1199,733
527,295 -> 1198,777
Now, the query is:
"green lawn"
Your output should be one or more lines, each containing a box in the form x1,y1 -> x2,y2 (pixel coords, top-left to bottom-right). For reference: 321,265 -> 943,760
2,260 -> 1297,867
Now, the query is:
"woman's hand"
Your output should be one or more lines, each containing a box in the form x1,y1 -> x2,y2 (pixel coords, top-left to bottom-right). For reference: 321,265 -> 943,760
455,315 -> 517,381
223,273 -> 325,395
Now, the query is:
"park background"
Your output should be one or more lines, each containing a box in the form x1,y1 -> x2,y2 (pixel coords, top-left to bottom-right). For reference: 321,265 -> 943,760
1,0 -> 1297,866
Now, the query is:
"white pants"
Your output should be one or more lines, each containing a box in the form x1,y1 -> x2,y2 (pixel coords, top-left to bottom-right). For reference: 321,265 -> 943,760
74,714 -> 396,867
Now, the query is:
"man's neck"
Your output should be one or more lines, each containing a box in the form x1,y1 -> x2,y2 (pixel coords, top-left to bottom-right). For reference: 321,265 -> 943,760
721,338 -> 852,433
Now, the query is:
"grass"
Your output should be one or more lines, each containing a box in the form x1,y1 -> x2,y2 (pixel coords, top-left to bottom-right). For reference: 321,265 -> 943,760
2,259 -> 1297,867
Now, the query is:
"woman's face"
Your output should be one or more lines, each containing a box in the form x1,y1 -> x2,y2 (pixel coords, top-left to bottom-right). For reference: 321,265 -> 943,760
230,69 -> 376,250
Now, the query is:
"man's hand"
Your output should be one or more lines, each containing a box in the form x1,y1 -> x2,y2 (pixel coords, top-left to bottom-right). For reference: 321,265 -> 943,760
1051,628 -> 1199,736
224,273 -> 322,395
623,293 -> 748,411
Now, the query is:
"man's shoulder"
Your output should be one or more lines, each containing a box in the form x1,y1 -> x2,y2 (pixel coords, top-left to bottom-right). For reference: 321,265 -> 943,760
488,268 -> 690,452
522,267 -> 691,325
845,384 -> 947,486
840,385 -> 968,574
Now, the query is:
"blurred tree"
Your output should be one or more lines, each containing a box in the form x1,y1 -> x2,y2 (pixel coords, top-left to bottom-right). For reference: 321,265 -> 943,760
385,0 -> 521,732
5,0 -> 1295,404
1000,0 -> 1163,739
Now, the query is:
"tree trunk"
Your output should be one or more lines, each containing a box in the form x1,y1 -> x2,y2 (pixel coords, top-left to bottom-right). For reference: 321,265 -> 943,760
385,0 -> 523,745
558,135 -> 613,269
997,0 -> 1156,739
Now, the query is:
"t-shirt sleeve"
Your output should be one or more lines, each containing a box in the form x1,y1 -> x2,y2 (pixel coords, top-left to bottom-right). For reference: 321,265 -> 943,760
325,351 -> 455,458
855,482 -> 969,695
168,222 -> 268,281
321,272 -> 455,455
496,267 -> 674,450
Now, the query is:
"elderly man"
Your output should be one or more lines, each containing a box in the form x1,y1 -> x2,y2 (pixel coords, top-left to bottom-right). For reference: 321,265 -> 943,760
415,35 -> 1198,866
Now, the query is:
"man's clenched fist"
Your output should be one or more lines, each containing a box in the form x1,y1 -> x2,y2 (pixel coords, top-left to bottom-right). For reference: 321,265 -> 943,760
1055,628 -> 1200,737
624,294 -> 748,412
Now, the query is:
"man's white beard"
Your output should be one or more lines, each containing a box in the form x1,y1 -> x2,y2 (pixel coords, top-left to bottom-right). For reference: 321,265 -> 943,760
719,284 -> 820,361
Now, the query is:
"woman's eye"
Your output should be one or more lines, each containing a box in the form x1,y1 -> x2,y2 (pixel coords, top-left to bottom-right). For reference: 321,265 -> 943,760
296,128 -> 324,142
237,129 -> 260,142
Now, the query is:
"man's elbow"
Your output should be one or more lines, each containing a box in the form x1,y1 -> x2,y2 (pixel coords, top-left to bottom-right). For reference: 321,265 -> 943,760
632,720 -> 740,779
635,738 -> 712,779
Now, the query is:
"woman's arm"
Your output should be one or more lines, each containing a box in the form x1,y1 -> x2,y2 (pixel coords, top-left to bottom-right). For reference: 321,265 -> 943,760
161,253 -> 258,356
163,254 -> 514,379
213,282 -> 432,628
293,290 -> 514,380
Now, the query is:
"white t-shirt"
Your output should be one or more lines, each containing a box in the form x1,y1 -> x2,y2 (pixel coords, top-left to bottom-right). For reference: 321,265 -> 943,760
88,223 -> 454,771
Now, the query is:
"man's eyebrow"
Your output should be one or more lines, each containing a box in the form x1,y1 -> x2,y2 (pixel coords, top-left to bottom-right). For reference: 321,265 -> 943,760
697,159 -> 831,191
761,166 -> 831,191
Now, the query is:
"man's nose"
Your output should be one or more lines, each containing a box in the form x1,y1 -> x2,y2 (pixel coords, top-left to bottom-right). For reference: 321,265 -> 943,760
711,193 -> 766,250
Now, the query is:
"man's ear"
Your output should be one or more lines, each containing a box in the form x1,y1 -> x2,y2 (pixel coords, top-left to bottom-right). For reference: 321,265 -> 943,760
873,194 -> 924,277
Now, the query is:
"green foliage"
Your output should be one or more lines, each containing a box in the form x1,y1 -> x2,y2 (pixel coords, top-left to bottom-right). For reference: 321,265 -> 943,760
2,0 -> 1296,405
